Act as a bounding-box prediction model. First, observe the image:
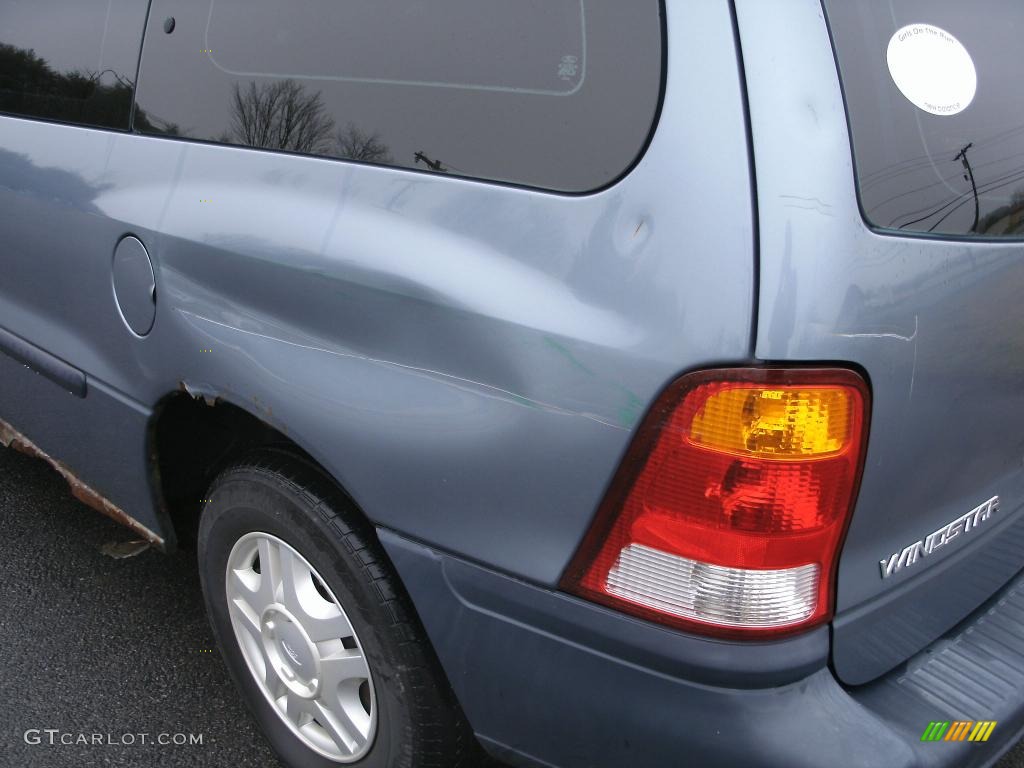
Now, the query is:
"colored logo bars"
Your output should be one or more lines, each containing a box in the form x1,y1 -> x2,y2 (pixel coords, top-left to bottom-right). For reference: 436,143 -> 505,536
921,721 -> 997,743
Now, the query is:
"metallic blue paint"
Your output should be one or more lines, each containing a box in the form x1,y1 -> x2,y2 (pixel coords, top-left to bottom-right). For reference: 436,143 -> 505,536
735,0 -> 1024,684
5,0 -> 1024,765
0,2 -> 753,586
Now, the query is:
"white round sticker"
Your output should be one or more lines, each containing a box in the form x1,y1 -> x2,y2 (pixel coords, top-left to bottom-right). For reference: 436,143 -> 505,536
886,24 -> 977,116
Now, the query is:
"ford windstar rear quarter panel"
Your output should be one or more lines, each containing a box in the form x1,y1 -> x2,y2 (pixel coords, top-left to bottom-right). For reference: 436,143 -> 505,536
736,0 -> 1024,684
0,1 -> 753,587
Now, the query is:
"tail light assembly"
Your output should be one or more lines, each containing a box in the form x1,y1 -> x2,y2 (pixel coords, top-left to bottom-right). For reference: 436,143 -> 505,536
560,367 -> 870,638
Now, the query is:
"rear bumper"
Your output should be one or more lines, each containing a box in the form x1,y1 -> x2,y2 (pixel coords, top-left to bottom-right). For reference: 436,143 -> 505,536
379,529 -> 1024,768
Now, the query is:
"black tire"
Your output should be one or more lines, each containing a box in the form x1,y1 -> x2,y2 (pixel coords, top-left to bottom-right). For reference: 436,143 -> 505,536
197,449 -> 477,768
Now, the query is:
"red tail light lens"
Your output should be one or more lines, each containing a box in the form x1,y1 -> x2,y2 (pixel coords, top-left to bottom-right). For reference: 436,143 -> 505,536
560,367 -> 869,638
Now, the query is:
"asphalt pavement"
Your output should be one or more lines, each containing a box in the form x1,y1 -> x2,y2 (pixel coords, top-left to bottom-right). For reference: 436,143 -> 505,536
0,445 -> 281,767
2,443 -> 1024,768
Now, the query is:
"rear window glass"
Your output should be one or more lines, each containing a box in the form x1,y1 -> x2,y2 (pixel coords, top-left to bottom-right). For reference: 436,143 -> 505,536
0,0 -> 148,130
824,2 -> 1024,238
134,0 -> 664,192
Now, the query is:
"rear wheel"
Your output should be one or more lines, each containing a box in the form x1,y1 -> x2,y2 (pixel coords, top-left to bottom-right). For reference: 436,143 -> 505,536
197,450 -> 474,768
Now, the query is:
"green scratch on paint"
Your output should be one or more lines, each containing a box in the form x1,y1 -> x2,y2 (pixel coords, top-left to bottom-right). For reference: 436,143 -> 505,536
544,336 -> 596,376
543,336 -> 643,429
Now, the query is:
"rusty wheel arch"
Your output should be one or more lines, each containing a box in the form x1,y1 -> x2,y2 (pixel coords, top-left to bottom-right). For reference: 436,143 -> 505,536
0,416 -> 166,546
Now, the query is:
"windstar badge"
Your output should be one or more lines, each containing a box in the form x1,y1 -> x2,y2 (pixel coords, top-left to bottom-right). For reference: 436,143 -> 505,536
880,496 -> 999,578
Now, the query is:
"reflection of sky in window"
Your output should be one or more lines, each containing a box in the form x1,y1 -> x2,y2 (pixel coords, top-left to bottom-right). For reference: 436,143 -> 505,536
206,0 -> 586,95
0,0 -> 140,80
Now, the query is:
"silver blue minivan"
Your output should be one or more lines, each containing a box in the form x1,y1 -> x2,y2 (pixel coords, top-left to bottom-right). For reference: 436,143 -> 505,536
3,1 -> 1024,766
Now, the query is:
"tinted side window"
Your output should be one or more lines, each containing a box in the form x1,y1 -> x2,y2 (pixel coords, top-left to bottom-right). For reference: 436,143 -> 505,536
134,0 -> 664,192
0,0 -> 149,130
824,1 -> 1024,238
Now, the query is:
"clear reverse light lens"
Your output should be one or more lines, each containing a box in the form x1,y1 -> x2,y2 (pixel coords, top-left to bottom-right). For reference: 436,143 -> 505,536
561,368 -> 869,638
605,544 -> 819,628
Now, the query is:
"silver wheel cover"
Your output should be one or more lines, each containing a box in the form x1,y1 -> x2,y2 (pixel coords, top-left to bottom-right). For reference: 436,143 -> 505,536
225,531 -> 377,762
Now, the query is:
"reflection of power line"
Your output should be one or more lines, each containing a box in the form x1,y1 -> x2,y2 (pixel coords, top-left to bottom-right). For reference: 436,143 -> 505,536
954,143 -> 979,232
896,161 -> 1024,230
414,151 -> 447,172
90,68 -> 134,89
908,166 -> 1024,234
926,166 -> 1024,233
412,151 -> 471,175
861,122 -> 1024,189
869,147 -> 1024,214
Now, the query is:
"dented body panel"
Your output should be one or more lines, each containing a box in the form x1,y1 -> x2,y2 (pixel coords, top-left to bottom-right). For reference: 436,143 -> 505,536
5,2 -> 1024,767
0,2 -> 755,586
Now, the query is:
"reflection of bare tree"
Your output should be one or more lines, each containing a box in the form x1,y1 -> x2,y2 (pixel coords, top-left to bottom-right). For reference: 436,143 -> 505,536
227,78 -> 396,165
335,122 -> 392,164
229,80 -> 334,153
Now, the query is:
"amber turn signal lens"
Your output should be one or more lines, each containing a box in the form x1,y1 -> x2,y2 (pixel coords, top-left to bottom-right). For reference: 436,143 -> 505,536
689,387 -> 853,459
560,367 -> 870,638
